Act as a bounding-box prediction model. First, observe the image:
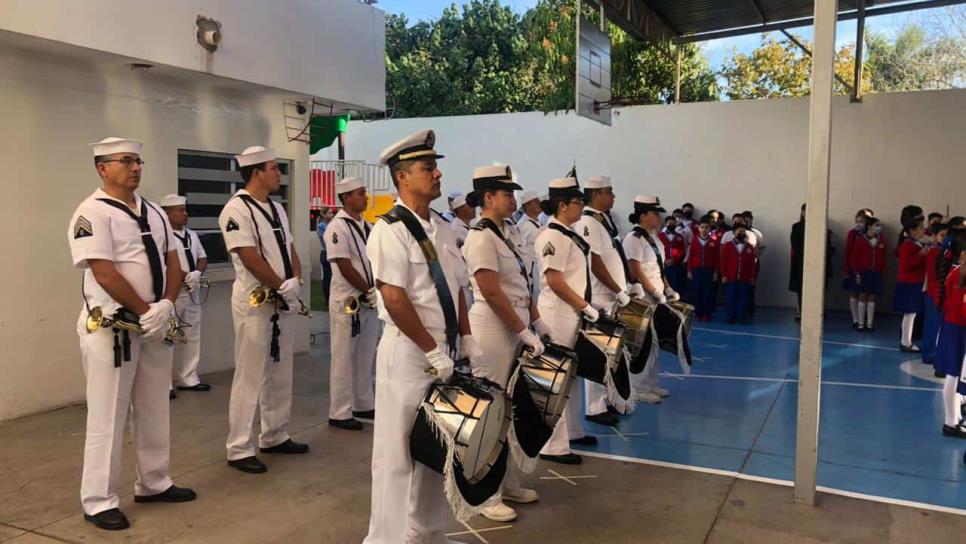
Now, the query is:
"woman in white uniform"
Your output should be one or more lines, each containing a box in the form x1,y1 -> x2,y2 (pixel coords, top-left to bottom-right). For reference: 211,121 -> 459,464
462,165 -> 550,522
534,177 -> 601,465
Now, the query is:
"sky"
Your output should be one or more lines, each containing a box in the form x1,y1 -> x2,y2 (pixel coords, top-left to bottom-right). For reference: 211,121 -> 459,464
375,1 -> 951,71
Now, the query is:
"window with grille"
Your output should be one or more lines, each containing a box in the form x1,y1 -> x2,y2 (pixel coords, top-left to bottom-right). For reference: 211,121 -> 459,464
177,149 -> 292,266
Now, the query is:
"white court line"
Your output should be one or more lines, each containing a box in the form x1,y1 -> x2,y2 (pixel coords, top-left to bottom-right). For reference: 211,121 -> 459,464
660,372 -> 941,392
578,451 -> 966,517
692,327 -> 897,352
445,521 -> 513,543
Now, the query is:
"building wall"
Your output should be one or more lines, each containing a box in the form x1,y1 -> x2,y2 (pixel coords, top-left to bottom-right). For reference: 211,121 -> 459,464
0,0 -> 386,111
336,89 -> 966,312
0,45 -> 313,421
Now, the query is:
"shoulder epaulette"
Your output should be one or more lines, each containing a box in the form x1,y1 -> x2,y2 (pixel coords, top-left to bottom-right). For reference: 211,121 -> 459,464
470,223 -> 486,231
378,211 -> 401,224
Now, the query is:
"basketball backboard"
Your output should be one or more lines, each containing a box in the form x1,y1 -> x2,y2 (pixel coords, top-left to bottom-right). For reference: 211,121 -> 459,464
576,13 -> 612,126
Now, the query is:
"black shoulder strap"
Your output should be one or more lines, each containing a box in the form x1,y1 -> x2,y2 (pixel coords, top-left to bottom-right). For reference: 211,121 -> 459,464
173,231 -> 196,272
583,210 -> 633,285
97,198 -> 165,301
633,226 -> 666,281
340,216 -> 373,288
476,218 -> 532,297
547,222 -> 592,302
388,206 -> 459,356
237,194 -> 293,279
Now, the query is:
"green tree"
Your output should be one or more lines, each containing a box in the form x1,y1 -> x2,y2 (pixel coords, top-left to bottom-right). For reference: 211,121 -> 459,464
865,24 -> 966,92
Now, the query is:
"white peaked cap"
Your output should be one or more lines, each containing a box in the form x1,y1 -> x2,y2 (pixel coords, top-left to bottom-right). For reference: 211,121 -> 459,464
235,146 -> 276,167
452,194 -> 469,209
336,177 -> 366,195
584,175 -> 612,189
160,194 -> 187,207
519,190 -> 540,204
89,137 -> 142,156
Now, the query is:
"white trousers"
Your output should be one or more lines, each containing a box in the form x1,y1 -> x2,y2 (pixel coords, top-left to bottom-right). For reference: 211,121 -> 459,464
537,304 -> 585,456
226,306 -> 295,461
172,290 -> 203,388
79,326 -> 174,515
585,292 -> 616,416
468,302 -> 525,495
635,352 -> 662,393
364,326 -> 451,544
328,304 -> 378,420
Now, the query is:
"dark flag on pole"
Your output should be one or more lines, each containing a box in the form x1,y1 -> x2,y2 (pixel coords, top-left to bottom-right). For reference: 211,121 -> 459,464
566,164 -> 578,183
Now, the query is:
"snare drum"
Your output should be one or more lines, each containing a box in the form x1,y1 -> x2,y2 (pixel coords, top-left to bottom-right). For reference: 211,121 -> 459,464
574,315 -> 627,384
615,299 -> 655,356
517,343 -> 577,429
667,300 -> 694,336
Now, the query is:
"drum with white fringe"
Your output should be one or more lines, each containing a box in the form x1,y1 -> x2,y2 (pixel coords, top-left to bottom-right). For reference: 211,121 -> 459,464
574,315 -> 634,411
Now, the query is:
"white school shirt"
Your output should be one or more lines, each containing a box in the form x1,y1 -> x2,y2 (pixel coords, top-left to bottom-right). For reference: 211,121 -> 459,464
575,207 -> 627,300
622,227 -> 665,289
366,200 -> 466,338
462,218 -> 531,306
69,188 -> 176,319
218,189 -> 295,311
172,228 -> 207,273
324,209 -> 374,305
535,217 -> 590,312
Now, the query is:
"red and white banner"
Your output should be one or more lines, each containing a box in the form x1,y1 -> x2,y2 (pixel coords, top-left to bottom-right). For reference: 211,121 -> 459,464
309,169 -> 337,210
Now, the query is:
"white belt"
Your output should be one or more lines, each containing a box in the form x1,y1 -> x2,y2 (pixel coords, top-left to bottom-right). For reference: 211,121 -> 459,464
480,298 -> 530,309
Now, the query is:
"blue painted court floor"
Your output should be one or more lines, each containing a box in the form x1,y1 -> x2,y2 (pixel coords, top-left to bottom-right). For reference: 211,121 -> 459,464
575,306 -> 966,512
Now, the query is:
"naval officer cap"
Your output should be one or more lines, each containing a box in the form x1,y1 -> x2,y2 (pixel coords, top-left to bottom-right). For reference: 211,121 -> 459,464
546,177 -> 582,200
160,194 -> 187,208
379,129 -> 445,167
335,177 -> 366,195
633,195 -> 666,214
235,146 -> 276,168
584,175 -> 612,190
90,137 -> 142,157
472,164 -> 523,192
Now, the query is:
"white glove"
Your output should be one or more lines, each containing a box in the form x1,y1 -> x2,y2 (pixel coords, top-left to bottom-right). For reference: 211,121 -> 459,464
362,287 -> 378,307
425,346 -> 455,382
647,290 -> 667,305
185,270 -> 202,291
278,278 -> 301,300
628,283 -> 645,299
615,291 -> 631,307
518,328 -> 546,357
581,304 -> 599,323
140,300 -> 174,342
458,335 -> 483,362
532,318 -> 553,340
664,287 -> 680,302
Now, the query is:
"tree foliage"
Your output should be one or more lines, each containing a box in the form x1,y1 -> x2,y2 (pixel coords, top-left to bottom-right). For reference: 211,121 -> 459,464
865,24 -> 966,92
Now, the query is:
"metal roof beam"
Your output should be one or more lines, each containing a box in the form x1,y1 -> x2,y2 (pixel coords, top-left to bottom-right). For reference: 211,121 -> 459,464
589,0 -> 679,45
673,0 -> 966,44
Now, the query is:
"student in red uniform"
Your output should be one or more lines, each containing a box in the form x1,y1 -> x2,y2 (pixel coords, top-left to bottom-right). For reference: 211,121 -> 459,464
843,208 -> 874,328
922,223 -> 947,367
848,215 -> 887,331
660,215 -> 688,295
688,215 -> 718,322
893,219 -> 929,352
720,223 -> 757,324
934,230 -> 966,438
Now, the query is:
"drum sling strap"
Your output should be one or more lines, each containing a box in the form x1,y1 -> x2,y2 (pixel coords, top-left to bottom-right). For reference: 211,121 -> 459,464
583,210 -> 634,286
547,222 -> 592,303
237,194 -> 293,362
96,198 -> 170,367
633,226 -> 668,282
387,205 -> 460,358
341,217 -> 373,337
475,218 -> 533,298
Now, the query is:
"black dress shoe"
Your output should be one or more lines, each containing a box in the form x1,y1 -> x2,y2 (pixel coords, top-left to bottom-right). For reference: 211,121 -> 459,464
539,453 -> 582,465
329,418 -> 364,431
935,370 -> 946,378
942,425 -> 966,438
352,409 -> 375,420
585,412 -> 619,427
851,321 -> 859,330
260,439 -> 309,454
606,405 -> 622,415
169,390 -> 177,400
134,485 -> 197,503
84,508 -> 129,531
177,383 -> 212,392
228,456 -> 268,473
570,435 -> 598,446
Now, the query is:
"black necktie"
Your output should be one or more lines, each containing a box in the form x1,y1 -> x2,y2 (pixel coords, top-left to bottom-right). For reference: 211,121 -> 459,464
174,232 -> 196,272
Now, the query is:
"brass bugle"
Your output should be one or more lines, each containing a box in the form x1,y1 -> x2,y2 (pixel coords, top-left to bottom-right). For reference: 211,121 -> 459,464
187,274 -> 210,292
249,285 -> 311,317
343,296 -> 360,315
86,307 -> 187,344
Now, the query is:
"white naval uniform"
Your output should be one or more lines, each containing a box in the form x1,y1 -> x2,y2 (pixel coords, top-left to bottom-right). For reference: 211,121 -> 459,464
450,217 -> 474,308
576,208 -> 628,417
219,189 -> 297,461
364,201 -> 467,544
68,188 -> 177,516
324,209 -> 378,421
463,218 -> 531,499
623,227 -> 666,394
516,214 -> 543,302
535,217 -> 590,456
171,228 -> 207,388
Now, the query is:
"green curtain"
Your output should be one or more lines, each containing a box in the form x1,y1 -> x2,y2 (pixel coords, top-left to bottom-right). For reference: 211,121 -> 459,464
309,115 -> 350,155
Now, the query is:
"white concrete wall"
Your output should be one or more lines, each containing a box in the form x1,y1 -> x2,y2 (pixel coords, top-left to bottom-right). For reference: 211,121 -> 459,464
0,45 -> 314,421
0,0 -> 386,112
338,89 -> 966,312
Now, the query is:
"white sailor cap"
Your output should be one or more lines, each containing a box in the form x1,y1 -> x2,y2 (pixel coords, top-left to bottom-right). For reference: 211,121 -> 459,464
452,194 -> 469,209
378,129 -> 444,167
160,194 -> 187,207
90,137 -> 142,157
472,164 -> 522,192
633,195 -> 666,213
584,175 -> 612,189
546,177 -> 582,200
519,190 -> 540,205
335,177 -> 366,195
235,146 -> 276,168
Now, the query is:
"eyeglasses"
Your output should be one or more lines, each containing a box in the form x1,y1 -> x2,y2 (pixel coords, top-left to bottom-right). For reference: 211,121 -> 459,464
567,199 -> 583,206
100,157 -> 145,168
